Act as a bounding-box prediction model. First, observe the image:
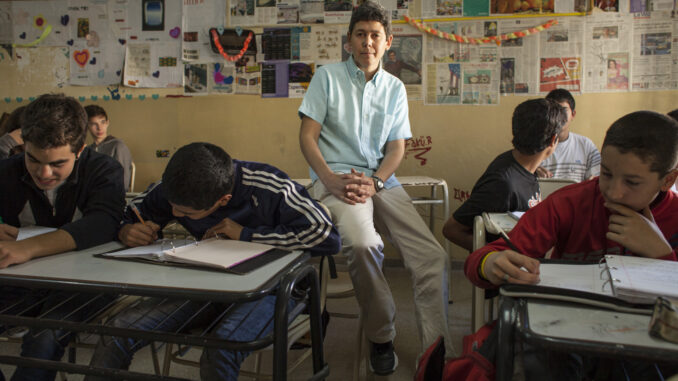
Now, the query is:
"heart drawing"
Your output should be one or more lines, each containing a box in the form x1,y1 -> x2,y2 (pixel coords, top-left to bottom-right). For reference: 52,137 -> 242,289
169,27 -> 181,39
73,49 -> 90,68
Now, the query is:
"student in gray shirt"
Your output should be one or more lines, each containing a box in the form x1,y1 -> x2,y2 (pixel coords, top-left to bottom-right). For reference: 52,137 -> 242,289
84,105 -> 133,191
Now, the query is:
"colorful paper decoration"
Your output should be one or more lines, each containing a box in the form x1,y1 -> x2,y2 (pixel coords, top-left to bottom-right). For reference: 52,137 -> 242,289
403,16 -> 558,45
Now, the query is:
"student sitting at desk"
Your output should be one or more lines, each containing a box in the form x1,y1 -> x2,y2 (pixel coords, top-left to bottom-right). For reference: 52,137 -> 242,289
466,111 -> 678,380
537,89 -> 601,182
443,98 -> 566,251
84,105 -> 133,191
85,142 -> 340,381
0,94 -> 125,381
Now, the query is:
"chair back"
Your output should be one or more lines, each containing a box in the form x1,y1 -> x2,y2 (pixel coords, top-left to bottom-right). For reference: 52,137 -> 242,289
129,162 -> 136,192
538,178 -> 576,199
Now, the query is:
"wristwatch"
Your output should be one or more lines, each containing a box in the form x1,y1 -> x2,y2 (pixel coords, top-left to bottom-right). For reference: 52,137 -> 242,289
371,175 -> 384,192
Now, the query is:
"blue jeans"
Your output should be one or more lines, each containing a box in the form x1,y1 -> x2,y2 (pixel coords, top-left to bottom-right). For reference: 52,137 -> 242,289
0,286 -> 117,381
85,294 -> 296,381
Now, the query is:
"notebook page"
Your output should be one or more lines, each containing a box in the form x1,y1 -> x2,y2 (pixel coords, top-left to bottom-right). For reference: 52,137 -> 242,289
17,226 -> 57,241
102,239 -> 195,259
166,238 -> 275,269
537,263 -> 613,296
605,255 -> 678,301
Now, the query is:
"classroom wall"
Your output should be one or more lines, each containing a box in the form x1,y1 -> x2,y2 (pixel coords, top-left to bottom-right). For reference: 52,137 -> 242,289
1,37 -> 677,263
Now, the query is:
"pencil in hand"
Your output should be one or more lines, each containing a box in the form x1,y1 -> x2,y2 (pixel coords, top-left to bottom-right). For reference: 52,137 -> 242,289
130,204 -> 146,225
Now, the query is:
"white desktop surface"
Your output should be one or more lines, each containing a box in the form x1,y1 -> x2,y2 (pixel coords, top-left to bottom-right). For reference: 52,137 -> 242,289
0,242 -> 306,300
527,300 -> 678,351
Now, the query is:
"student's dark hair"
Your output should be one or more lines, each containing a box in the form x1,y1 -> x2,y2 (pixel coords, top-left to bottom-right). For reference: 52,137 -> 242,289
21,94 -> 87,153
162,142 -> 235,210
84,104 -> 108,120
603,111 -> 678,176
545,88 -> 575,111
512,98 -> 566,155
2,106 -> 26,133
348,1 -> 391,37
668,109 -> 678,122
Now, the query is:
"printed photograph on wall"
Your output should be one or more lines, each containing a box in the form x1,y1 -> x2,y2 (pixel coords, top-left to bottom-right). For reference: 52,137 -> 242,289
539,57 -> 581,92
640,33 -> 671,55
606,53 -> 628,90
184,63 -> 207,94
231,0 -> 255,16
383,35 -> 422,85
142,0 -> 165,31
437,63 -> 461,104
500,58 -> 515,94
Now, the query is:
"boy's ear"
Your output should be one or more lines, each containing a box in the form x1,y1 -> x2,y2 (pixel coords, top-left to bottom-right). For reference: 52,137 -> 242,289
571,109 -> 576,118
217,194 -> 232,206
660,168 -> 678,192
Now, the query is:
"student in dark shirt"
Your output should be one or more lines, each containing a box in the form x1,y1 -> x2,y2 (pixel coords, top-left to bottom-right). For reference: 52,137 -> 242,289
443,98 -> 566,251
0,94 -> 125,381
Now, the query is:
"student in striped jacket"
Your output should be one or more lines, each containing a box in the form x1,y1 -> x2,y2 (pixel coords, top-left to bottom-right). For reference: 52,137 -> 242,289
86,142 -> 340,381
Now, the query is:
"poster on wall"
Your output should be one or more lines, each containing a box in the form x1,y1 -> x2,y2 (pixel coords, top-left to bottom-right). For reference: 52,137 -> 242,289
123,43 -> 182,88
235,64 -> 261,94
184,63 -> 208,95
125,0 -> 182,42
11,0 -> 70,47
182,0 -> 225,62
384,32 -> 423,99
288,61 -> 314,97
69,41 -> 125,86
425,63 -> 461,105
209,62 -> 236,94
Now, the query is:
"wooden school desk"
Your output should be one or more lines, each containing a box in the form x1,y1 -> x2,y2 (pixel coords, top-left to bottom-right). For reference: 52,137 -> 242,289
494,295 -> 678,381
0,242 -> 327,381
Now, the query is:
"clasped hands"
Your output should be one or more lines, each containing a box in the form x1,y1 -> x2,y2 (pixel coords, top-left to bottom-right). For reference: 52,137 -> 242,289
325,169 -> 376,205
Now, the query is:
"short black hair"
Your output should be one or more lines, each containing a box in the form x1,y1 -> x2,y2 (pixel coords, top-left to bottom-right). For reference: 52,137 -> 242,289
603,111 -> 678,176
162,142 -> 235,210
21,94 -> 87,153
2,106 -> 26,133
84,104 -> 108,120
512,98 -> 566,155
348,1 -> 391,37
545,88 -> 575,111
668,109 -> 678,122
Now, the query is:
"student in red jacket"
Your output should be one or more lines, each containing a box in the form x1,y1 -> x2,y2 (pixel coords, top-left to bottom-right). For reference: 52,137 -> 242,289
465,110 -> 678,380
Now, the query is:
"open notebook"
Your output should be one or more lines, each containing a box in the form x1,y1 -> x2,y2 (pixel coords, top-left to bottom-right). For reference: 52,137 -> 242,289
502,255 -> 678,309
99,238 -> 286,274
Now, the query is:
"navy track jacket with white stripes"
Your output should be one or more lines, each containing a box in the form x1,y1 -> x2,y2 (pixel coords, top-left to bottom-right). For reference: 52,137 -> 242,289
124,160 -> 341,256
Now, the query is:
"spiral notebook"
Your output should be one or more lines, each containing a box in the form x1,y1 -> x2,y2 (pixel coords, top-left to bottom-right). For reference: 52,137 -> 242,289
501,255 -> 678,309
98,237 -> 285,274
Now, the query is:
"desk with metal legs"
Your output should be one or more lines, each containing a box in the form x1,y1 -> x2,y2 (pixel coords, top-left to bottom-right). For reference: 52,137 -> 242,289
495,296 -> 678,381
0,242 -> 327,381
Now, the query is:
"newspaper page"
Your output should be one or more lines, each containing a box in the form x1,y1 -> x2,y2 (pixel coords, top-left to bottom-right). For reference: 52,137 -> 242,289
386,26 -> 423,100
310,25 -> 343,61
300,0 -> 324,23
424,20 -> 496,64
425,63 -> 461,105
421,0 -> 462,18
235,64 -> 261,94
583,13 -> 633,92
498,18 -> 543,95
324,0 -> 354,23
539,17 -> 585,93
630,11 -> 674,91
288,61 -> 314,97
461,62 -> 499,104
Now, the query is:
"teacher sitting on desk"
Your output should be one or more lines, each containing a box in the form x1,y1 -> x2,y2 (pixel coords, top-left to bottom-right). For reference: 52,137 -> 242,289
85,142 -> 340,381
0,93 -> 126,381
466,111 -> 678,380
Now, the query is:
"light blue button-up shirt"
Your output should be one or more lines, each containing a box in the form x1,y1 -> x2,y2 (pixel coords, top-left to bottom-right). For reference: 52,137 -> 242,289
298,57 -> 412,189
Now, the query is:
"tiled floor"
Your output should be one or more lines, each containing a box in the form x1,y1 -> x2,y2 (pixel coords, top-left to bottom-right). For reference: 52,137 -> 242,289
0,265 -> 474,380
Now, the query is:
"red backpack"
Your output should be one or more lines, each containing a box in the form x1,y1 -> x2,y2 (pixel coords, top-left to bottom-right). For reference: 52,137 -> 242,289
415,321 -> 497,381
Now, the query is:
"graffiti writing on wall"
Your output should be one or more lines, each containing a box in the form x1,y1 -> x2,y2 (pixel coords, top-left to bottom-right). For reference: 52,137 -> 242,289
405,135 -> 432,165
453,188 -> 471,203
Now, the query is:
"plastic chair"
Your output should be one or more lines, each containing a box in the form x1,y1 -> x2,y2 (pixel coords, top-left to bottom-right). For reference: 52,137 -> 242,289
470,215 -> 488,333
538,177 -> 576,199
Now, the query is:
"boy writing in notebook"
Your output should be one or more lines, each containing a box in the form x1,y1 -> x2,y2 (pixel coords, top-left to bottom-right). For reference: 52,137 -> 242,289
443,98 -> 565,251
0,94 -> 125,381
466,111 -> 678,379
86,142 -> 340,381
298,1 -> 452,373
